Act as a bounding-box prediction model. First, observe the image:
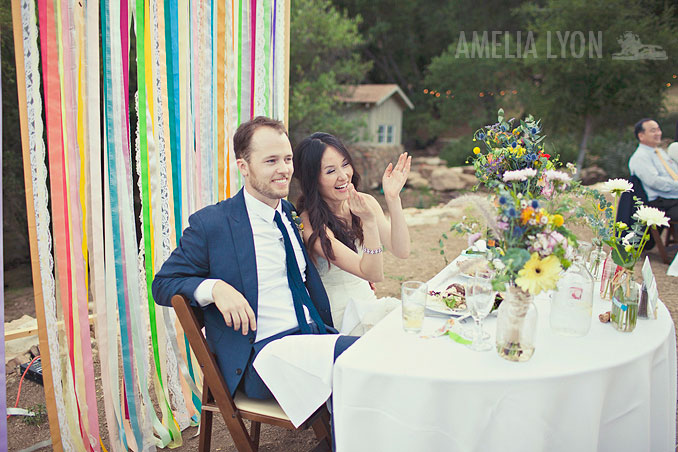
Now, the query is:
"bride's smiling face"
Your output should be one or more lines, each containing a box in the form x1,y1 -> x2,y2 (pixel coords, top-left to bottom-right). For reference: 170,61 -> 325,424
318,146 -> 354,203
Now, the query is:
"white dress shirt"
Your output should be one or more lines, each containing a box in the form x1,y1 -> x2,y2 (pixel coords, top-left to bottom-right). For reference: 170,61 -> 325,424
628,143 -> 678,201
193,188 -> 311,341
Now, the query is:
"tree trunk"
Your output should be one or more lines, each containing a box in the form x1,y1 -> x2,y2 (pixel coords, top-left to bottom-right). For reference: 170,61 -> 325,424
575,115 -> 594,180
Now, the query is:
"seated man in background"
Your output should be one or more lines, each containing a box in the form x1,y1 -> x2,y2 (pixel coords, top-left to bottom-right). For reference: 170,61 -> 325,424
628,118 -> 678,221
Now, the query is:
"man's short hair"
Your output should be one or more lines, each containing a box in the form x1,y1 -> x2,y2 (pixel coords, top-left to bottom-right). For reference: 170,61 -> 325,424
233,116 -> 288,161
634,118 -> 655,141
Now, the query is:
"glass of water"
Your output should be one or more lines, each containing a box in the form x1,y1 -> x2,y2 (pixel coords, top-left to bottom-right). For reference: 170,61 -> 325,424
465,272 -> 495,351
401,281 -> 427,333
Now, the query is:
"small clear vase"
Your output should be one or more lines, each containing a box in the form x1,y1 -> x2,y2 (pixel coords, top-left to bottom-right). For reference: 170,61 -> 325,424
588,245 -> 606,282
495,285 -> 537,362
610,269 -> 639,332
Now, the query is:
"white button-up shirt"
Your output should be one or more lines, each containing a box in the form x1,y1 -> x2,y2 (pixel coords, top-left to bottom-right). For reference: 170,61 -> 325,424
629,143 -> 678,201
194,188 -> 311,341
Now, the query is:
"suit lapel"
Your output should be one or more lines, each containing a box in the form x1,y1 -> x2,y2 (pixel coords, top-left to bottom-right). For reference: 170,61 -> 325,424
228,190 -> 259,311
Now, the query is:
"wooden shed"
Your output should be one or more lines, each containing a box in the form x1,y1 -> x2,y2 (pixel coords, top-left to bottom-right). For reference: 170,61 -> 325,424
339,84 -> 414,146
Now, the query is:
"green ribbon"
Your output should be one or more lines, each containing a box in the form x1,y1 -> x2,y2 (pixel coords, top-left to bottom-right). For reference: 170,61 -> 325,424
446,331 -> 473,345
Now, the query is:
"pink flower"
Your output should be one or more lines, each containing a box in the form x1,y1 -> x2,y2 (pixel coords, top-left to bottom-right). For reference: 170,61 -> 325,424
467,232 -> 482,247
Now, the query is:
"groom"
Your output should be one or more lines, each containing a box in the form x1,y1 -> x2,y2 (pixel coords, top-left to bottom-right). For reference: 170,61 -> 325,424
152,116 -> 357,399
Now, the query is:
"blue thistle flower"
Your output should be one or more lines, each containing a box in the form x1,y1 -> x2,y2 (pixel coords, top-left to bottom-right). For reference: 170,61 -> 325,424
531,200 -> 539,208
478,132 -> 486,140
513,225 -> 526,237
499,196 -> 508,205
531,127 -> 538,134
500,124 -> 508,132
507,207 -> 518,218
511,141 -> 518,148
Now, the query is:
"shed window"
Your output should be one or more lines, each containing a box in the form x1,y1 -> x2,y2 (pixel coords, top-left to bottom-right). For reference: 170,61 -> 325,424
377,125 -> 385,143
387,125 -> 394,143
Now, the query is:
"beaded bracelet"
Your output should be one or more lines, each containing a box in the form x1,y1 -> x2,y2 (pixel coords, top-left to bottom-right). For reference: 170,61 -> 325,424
362,245 -> 383,255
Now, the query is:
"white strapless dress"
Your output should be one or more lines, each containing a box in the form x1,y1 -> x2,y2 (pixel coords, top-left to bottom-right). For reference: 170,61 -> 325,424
316,254 -> 399,336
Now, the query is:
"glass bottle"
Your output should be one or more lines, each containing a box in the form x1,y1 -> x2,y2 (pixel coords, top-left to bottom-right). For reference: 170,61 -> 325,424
550,256 -> 594,336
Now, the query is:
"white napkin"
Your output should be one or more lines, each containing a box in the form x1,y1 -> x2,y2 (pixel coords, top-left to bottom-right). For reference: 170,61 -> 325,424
253,334 -> 340,427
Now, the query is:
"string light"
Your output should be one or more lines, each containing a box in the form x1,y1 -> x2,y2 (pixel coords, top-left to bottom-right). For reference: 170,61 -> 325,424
667,83 -> 672,88
423,88 -> 429,94
479,92 -> 485,97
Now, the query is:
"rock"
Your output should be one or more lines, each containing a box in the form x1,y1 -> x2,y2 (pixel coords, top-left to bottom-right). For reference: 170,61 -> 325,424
461,165 -> 476,175
579,165 -> 607,186
348,143 -> 403,189
430,167 -> 476,191
412,156 -> 446,167
406,171 -> 430,189
29,345 -> 40,358
403,205 -> 465,226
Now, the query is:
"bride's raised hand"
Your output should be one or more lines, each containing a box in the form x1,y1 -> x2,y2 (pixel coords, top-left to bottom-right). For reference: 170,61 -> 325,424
382,152 -> 411,201
347,183 -> 375,221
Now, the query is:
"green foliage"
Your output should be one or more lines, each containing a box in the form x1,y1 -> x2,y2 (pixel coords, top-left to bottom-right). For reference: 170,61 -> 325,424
22,404 -> 47,426
439,136 -> 476,167
288,0 -> 371,144
2,5 -> 31,266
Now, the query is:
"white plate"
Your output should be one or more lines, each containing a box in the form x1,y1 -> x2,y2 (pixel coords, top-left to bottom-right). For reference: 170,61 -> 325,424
426,295 -> 468,317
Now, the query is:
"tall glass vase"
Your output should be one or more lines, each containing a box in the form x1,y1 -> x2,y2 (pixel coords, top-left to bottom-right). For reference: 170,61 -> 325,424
495,285 -> 537,362
550,257 -> 594,336
610,268 -> 639,332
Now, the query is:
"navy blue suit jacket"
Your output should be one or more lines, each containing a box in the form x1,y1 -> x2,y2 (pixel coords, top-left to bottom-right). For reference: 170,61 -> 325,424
151,188 -> 333,395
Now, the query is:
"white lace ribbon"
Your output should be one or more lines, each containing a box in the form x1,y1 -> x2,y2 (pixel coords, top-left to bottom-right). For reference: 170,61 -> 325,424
20,0 -> 75,449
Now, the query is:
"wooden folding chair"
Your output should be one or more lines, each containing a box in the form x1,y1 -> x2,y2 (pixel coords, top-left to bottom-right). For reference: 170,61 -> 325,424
619,176 -> 678,264
171,295 -> 332,452
649,221 -> 678,264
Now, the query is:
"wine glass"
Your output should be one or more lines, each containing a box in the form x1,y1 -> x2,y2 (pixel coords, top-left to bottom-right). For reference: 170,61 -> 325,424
465,271 -> 496,351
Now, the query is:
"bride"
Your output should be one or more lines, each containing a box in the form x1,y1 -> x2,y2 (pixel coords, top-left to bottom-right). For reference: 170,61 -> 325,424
293,132 -> 411,335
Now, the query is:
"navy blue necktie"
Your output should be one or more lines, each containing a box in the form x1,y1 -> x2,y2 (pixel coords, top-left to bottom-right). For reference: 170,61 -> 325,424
273,210 -> 326,334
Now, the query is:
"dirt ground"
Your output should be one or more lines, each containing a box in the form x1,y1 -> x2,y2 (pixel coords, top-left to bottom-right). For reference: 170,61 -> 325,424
5,189 -> 678,451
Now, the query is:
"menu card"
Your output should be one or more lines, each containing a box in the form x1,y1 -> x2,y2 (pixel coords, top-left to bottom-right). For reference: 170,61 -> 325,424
641,257 -> 659,319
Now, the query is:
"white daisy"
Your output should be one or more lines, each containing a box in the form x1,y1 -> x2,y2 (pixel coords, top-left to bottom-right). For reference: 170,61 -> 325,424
633,206 -> 670,228
601,178 -> 633,194
543,170 -> 571,183
503,168 -> 537,182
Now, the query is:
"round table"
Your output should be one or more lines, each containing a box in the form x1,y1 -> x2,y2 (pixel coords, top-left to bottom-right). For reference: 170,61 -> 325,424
332,295 -> 676,452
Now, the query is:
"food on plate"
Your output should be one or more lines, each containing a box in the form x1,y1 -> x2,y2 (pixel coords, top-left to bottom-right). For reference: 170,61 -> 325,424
428,283 -> 467,311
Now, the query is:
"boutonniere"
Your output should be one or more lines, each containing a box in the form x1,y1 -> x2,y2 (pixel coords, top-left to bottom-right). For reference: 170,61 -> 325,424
291,210 -> 304,232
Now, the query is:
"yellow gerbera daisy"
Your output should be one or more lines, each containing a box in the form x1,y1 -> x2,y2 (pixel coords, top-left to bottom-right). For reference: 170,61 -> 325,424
473,147 -> 481,154
551,214 -> 564,227
515,253 -> 562,295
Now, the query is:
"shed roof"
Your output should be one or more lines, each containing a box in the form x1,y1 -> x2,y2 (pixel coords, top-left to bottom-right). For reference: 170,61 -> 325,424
339,84 -> 414,110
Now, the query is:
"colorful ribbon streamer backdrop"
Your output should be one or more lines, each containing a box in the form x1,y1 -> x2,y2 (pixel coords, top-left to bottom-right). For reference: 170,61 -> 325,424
10,0 -> 289,449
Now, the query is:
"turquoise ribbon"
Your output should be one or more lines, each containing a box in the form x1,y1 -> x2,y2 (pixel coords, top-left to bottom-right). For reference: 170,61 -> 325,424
101,0 -> 135,448
164,0 -> 182,240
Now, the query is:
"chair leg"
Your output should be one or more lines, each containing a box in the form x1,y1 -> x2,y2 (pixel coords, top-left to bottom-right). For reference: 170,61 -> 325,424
199,381 -> 214,452
651,228 -> 670,264
310,409 -> 332,450
249,421 -> 261,451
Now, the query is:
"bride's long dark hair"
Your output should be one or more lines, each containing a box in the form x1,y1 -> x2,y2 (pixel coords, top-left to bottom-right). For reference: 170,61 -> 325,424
293,132 -> 363,263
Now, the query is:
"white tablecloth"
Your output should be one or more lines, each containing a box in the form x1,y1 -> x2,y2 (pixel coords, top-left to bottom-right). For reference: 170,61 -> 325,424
333,295 -> 677,452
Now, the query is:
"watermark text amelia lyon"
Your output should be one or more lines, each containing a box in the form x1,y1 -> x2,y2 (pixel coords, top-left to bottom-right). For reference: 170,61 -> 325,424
455,31 -> 604,59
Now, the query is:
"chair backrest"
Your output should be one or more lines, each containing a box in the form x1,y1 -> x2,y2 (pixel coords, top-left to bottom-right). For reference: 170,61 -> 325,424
171,295 -> 258,451
616,176 -> 646,225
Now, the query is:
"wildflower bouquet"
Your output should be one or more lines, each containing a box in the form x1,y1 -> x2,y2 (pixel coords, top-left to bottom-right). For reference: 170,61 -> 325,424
470,109 -> 557,196
482,168 -> 578,296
